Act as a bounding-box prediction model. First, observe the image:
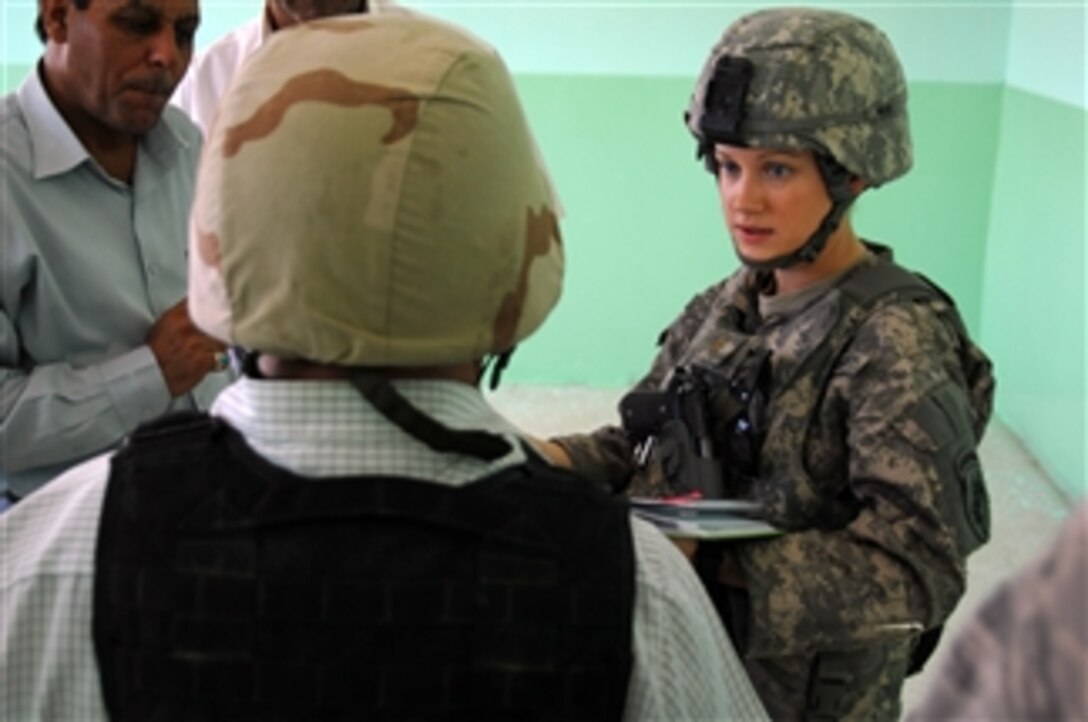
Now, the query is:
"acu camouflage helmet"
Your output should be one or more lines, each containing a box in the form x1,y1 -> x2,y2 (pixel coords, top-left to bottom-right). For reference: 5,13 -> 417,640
189,15 -> 563,367
686,7 -> 912,186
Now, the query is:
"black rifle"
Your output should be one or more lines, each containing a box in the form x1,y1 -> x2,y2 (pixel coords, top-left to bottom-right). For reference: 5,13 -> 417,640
619,365 -> 726,498
619,348 -> 771,498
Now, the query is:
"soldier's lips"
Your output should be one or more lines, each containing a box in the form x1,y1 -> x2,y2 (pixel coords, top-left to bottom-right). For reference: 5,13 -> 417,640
732,225 -> 773,245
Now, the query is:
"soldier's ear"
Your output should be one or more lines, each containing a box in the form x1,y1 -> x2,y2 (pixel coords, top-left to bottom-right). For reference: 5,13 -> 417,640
40,0 -> 71,43
849,175 -> 869,196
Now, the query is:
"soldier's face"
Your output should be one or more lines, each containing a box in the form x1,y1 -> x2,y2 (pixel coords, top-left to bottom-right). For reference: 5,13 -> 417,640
714,145 -> 832,264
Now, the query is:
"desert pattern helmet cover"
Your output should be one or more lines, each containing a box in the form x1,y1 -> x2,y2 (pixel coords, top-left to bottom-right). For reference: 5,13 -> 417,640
189,15 -> 563,366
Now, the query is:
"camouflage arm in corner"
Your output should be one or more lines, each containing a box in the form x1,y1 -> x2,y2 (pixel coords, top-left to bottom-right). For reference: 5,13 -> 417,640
741,299 -> 994,658
905,502 -> 1087,721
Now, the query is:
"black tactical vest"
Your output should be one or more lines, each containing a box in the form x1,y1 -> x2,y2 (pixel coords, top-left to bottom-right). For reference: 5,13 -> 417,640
93,412 -> 635,721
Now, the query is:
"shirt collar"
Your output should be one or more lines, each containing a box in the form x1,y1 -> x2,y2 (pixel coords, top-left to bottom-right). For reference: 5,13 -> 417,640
214,377 -> 515,430
17,62 -> 194,181
209,377 -> 530,479
758,247 -> 878,320
18,64 -> 87,180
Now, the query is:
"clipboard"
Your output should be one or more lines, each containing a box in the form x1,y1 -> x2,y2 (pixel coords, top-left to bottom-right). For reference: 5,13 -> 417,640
629,496 -> 783,540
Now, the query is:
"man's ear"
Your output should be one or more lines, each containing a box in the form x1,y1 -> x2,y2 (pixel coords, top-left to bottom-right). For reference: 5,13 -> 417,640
849,175 -> 869,196
40,0 -> 71,43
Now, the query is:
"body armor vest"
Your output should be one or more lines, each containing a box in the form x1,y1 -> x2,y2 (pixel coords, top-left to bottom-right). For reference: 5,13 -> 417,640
753,257 -> 990,549
681,251 -> 990,550
693,252 -> 991,676
93,412 -> 634,721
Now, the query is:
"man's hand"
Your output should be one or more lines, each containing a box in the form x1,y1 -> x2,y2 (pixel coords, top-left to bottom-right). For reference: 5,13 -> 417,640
528,437 -> 573,468
671,537 -> 699,560
146,298 -> 228,398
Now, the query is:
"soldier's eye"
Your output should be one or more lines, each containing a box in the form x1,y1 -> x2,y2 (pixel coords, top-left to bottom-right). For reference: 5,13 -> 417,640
717,158 -> 741,177
764,162 -> 792,179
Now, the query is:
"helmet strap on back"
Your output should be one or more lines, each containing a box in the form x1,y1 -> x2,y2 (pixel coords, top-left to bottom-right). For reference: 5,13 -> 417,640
236,347 -> 265,379
478,347 -> 516,391
233,352 -> 512,461
350,372 -> 512,461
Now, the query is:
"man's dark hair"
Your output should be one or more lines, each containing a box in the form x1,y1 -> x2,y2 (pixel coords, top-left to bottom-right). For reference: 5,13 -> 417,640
36,0 -> 92,42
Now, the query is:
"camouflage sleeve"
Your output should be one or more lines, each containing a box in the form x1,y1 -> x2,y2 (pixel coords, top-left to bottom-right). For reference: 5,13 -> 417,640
552,281 -> 730,489
552,425 -> 636,491
905,502 -> 1088,721
741,300 -> 993,657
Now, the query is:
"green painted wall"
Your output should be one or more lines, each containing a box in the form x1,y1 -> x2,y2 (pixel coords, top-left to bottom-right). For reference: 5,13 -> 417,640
981,88 -> 1086,499
984,2 -> 1086,499
506,76 -> 1000,388
1,64 -> 30,93
0,65 -> 998,389
0,0 -> 1015,82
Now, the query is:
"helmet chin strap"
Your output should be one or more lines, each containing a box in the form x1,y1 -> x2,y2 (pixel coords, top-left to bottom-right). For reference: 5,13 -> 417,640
350,372 -> 512,461
477,347 -> 516,391
236,347 -> 514,461
735,155 -> 859,272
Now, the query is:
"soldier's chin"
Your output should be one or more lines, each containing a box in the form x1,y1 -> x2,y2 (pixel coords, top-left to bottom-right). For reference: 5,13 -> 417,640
733,244 -> 790,272
733,242 -> 770,267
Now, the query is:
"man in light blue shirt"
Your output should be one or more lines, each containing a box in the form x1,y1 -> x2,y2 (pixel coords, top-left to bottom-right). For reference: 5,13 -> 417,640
0,0 -> 230,504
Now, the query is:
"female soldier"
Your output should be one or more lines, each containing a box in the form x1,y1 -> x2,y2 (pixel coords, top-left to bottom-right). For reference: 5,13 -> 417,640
549,8 -> 995,720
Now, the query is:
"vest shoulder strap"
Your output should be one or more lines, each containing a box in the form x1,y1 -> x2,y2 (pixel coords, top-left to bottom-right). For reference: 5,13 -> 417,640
838,259 -> 949,312
830,258 -> 972,358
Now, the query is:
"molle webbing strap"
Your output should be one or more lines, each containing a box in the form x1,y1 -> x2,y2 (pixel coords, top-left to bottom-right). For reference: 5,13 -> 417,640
837,257 -> 947,310
94,413 -> 635,721
781,257 -> 944,393
836,258 -> 976,375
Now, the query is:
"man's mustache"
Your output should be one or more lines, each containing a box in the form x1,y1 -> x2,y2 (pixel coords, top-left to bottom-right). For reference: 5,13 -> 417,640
124,74 -> 176,96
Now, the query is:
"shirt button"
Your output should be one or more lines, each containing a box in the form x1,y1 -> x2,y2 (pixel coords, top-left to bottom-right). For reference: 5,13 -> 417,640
146,263 -> 158,276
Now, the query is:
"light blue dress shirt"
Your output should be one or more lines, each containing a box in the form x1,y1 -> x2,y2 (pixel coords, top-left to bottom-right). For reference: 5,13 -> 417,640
0,65 -> 229,498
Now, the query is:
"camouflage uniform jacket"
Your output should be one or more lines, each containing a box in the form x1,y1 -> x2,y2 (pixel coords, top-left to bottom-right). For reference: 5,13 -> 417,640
557,245 -> 994,659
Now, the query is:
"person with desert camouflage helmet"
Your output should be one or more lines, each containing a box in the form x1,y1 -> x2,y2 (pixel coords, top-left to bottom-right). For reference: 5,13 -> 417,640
170,0 -> 564,215
545,7 -> 995,719
0,14 -> 768,721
